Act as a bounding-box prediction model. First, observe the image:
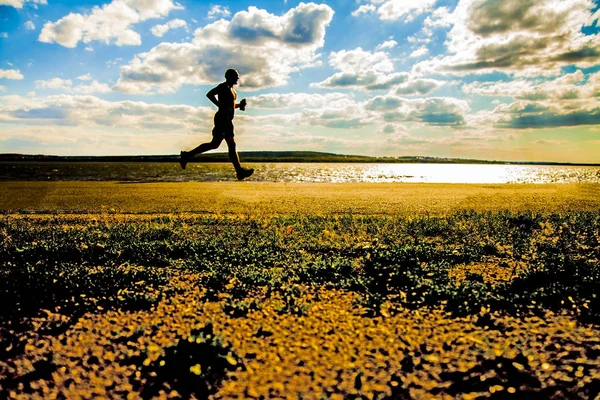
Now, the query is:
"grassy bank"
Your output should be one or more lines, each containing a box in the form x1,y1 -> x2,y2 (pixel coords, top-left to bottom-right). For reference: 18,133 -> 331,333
1,183 -> 599,398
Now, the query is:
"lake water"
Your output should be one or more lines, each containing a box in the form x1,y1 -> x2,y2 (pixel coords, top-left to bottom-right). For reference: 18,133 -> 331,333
2,162 -> 600,183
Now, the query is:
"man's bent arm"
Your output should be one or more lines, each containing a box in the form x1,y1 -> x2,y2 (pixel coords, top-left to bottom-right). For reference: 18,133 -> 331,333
206,86 -> 219,108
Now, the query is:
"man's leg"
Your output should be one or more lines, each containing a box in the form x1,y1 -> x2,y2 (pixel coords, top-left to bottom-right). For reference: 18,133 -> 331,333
224,136 -> 242,172
188,136 -> 222,157
180,136 -> 222,170
225,136 -> 254,180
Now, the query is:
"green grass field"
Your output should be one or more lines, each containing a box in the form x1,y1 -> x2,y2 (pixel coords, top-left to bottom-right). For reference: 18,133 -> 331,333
1,182 -> 599,399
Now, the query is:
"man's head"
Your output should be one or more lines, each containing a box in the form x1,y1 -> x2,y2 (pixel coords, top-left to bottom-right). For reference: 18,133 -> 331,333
225,69 -> 239,85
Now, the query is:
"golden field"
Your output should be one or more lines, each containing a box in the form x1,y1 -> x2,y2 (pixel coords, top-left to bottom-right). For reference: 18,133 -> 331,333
1,182 -> 599,399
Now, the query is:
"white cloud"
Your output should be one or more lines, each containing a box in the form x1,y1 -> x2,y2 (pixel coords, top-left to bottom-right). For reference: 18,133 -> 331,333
352,0 -> 437,22
0,0 -> 46,9
250,92 -> 353,109
413,0 -> 600,77
24,21 -> 35,30
0,94 -> 215,154
247,91 -> 470,130
73,81 -> 112,94
207,5 -> 231,19
0,93 -> 212,130
38,0 -> 183,48
35,78 -> 73,90
77,73 -> 93,81
34,77 -> 112,94
351,4 -> 376,17
394,79 -> 445,96
114,3 -> 334,93
376,40 -> 398,50
0,69 -> 24,80
85,46 -> 94,52
312,48 -> 408,91
462,71 -> 591,100
0,85 -> 5,92
150,18 -> 187,37
1,33 -> 7,39
366,95 -> 470,126
465,71 -> 600,129
27,91 -> 35,97
409,46 -> 429,58
422,6 -> 453,34
329,48 -> 394,74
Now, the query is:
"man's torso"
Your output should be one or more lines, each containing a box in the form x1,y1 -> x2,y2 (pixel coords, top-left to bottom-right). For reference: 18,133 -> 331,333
217,82 -> 236,117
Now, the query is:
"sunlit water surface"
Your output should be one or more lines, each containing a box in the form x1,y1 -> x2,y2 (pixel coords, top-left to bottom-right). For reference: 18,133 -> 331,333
253,163 -> 600,184
2,162 -> 600,183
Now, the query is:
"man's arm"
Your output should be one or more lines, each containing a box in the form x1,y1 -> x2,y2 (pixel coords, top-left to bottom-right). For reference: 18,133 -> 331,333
206,86 -> 219,108
235,98 -> 247,110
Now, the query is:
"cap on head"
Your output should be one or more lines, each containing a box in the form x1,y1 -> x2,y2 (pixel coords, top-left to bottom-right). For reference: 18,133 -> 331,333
225,69 -> 239,81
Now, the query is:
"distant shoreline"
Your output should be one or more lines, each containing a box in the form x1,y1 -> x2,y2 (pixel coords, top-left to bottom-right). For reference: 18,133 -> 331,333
1,152 -> 599,166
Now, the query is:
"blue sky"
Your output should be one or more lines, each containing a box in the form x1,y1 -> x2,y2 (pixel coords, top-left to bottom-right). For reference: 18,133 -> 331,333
1,0 -> 600,162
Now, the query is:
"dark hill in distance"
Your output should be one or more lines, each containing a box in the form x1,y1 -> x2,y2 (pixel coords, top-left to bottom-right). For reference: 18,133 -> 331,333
0,151 -> 597,166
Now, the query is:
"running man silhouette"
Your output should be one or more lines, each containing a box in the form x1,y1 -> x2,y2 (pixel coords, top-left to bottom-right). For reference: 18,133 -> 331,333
179,68 -> 254,180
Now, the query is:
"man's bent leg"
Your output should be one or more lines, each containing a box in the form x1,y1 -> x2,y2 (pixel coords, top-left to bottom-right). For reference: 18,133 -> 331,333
188,136 -> 222,157
180,136 -> 222,170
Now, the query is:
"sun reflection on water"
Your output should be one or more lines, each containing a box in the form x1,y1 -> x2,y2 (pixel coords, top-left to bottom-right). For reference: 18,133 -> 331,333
259,163 -> 600,184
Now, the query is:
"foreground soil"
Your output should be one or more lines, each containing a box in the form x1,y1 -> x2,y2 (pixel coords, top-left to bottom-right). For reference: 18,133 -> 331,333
1,183 -> 599,398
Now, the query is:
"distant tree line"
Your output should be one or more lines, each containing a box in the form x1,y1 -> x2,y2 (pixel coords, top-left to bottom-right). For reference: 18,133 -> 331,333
0,152 -> 597,166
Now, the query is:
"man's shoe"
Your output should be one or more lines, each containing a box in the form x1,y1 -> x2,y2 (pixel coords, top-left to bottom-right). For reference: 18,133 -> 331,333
236,168 -> 254,181
180,151 -> 188,170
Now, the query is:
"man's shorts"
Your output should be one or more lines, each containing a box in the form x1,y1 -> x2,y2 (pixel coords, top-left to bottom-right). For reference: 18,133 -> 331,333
212,111 -> 234,139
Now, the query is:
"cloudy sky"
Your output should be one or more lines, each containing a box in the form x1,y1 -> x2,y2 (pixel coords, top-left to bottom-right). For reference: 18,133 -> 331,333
1,0 -> 599,162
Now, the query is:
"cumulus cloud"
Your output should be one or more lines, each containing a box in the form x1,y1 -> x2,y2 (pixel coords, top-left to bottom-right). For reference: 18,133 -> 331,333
422,6 -> 453,35
207,5 -> 230,19
299,100 -> 374,129
366,95 -> 470,126
250,92 -> 353,109
376,40 -> 398,50
0,94 -> 212,131
77,73 -> 93,81
114,3 -> 334,93
24,21 -> 35,30
0,85 -> 6,92
463,71 -> 600,129
409,46 -> 429,58
413,0 -> 600,77
151,18 -> 187,37
394,79 -> 445,96
38,0 -> 183,48
351,4 -> 376,17
34,77 -> 112,94
467,70 -> 600,129
35,78 -> 73,90
312,48 -> 408,91
352,0 -> 436,22
0,69 -> 24,80
0,0 -> 46,9
501,106 -> 600,129
462,71 -> 594,100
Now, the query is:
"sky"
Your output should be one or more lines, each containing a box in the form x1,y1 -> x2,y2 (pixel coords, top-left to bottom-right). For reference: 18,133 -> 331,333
0,0 -> 600,163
